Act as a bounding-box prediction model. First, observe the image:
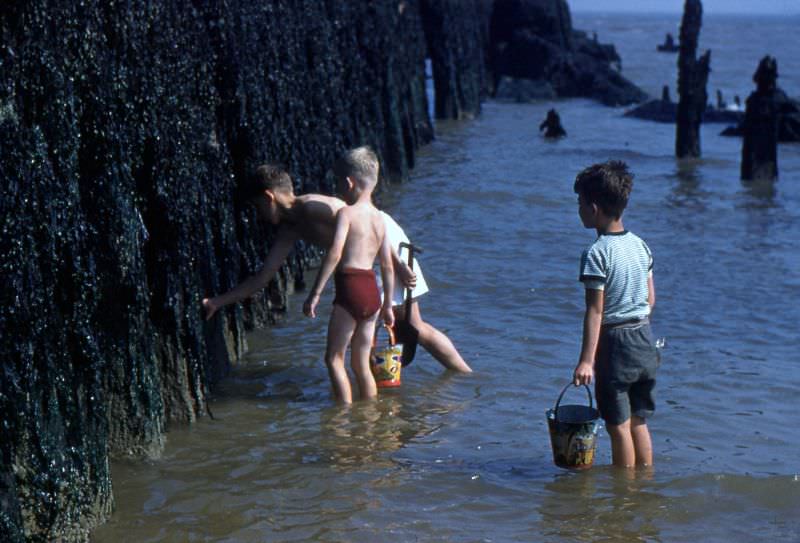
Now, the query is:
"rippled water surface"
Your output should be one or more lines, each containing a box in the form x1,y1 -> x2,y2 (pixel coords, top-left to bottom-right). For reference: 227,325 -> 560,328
95,13 -> 800,543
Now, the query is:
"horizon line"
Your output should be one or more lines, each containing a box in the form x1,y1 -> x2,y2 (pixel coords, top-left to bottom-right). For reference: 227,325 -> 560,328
571,8 -> 800,16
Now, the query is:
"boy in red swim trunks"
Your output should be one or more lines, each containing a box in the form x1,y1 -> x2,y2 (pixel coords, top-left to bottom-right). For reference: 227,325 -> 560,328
303,147 -> 395,403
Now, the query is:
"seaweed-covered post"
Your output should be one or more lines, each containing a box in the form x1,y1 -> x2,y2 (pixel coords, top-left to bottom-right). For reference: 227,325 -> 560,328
419,0 -> 487,120
741,56 -> 780,181
675,0 -> 711,158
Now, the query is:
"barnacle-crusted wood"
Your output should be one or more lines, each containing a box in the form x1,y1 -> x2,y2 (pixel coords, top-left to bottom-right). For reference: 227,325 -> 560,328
0,1 -> 487,540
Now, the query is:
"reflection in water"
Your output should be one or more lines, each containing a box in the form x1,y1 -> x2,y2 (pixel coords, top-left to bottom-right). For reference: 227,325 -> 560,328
319,400 -> 417,471
316,371 -> 466,472
538,468 -> 663,542
668,159 -> 708,209
738,177 -> 781,244
741,176 -> 778,203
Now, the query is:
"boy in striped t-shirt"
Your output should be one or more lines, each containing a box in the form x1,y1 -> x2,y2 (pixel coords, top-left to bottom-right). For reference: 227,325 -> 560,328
572,161 -> 660,468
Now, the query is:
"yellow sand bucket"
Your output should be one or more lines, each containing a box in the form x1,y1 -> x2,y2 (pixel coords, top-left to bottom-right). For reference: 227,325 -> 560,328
546,383 -> 601,470
370,325 -> 402,388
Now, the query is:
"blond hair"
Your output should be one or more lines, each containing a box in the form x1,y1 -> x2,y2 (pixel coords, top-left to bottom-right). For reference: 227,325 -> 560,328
334,146 -> 379,187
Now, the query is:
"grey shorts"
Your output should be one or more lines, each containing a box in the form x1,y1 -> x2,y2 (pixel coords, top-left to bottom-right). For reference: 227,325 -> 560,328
595,321 -> 660,426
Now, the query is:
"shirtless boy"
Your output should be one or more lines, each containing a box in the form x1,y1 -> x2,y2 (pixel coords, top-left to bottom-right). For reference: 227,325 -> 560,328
201,164 -> 344,320
303,147 -> 395,403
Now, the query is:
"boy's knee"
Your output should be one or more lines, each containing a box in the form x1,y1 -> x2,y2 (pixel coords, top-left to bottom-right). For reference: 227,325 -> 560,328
325,351 -> 345,368
630,415 -> 648,428
606,419 -> 631,434
350,357 -> 370,374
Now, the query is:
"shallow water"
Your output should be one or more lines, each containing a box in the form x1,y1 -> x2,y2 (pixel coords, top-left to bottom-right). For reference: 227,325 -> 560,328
94,13 -> 800,543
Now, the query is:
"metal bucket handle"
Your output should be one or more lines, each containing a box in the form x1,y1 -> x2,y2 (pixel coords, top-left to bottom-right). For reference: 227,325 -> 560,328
372,324 -> 397,347
553,383 -> 594,422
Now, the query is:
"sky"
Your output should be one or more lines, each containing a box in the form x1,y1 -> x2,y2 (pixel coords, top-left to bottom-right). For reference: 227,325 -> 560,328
568,0 -> 800,15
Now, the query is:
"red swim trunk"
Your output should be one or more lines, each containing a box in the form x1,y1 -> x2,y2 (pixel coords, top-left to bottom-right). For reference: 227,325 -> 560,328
333,268 -> 381,322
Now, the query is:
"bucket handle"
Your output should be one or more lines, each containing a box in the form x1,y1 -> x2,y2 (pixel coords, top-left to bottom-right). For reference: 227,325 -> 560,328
372,324 -> 396,347
552,383 -> 594,422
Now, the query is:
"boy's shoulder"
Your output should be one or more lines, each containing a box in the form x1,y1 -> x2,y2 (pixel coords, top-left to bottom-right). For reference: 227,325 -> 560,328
624,229 -> 648,243
297,194 -> 345,220
341,201 -> 382,223
622,230 -> 652,255
379,210 -> 400,228
582,231 -> 652,262
298,193 -> 345,209
590,230 -> 650,249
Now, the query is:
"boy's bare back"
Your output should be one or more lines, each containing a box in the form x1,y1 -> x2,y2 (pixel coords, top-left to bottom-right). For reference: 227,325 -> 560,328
288,194 -> 345,248
336,202 -> 386,270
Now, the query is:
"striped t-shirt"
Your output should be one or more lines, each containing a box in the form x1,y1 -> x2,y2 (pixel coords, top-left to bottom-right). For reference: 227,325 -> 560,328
579,230 -> 653,325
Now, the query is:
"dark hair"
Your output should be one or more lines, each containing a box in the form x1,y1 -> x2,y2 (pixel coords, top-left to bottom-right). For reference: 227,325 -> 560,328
573,161 -> 634,219
242,164 -> 294,202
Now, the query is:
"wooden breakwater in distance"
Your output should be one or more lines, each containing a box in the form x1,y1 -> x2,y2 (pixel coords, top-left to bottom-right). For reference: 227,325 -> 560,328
676,0 -> 711,158
0,1 -> 489,540
741,56 -> 786,181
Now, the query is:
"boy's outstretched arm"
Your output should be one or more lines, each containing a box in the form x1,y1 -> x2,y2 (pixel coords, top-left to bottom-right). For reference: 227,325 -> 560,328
304,209 -> 350,318
574,288 -> 604,386
203,228 -> 299,320
379,233 -> 395,328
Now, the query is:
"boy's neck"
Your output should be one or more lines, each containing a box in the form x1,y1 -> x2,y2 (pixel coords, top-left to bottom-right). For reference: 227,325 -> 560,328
281,193 -> 299,222
353,190 -> 373,204
596,217 -> 624,235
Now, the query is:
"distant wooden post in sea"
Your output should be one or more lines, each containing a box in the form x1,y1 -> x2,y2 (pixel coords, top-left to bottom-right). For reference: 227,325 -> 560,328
741,56 -> 780,181
675,0 -> 711,158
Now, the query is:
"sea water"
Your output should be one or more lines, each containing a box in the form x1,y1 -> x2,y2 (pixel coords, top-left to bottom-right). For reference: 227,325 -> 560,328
94,12 -> 800,542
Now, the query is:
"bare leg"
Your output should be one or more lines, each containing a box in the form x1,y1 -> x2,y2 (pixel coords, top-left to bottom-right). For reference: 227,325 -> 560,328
606,419 -> 636,468
396,301 -> 472,372
350,312 -> 379,401
325,305 -> 357,404
630,415 -> 653,466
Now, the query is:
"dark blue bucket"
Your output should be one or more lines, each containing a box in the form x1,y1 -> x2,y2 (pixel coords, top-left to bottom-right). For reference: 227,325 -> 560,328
546,383 -> 601,470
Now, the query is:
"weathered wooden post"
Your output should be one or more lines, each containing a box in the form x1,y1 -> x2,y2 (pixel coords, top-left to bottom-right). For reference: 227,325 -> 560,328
675,0 -> 711,158
741,56 -> 780,181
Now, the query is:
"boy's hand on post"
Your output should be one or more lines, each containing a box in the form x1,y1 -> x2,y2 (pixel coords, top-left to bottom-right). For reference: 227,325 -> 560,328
303,293 -> 319,318
202,298 -> 218,321
573,361 -> 594,386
